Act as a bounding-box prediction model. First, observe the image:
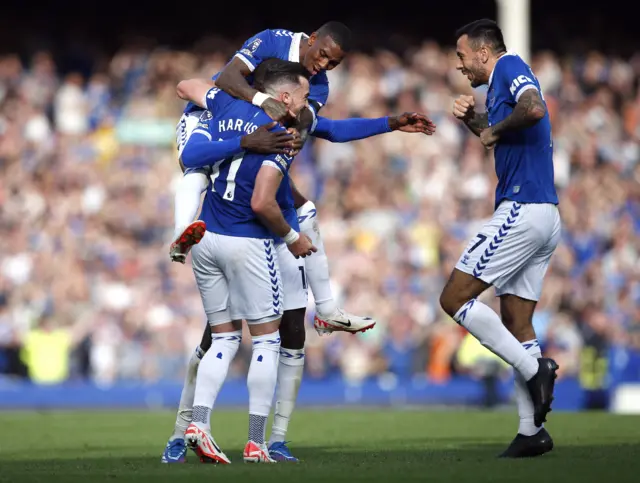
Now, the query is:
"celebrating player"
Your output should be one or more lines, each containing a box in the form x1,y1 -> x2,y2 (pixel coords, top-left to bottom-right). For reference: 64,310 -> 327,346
180,60 -> 314,464
162,59 -> 435,464
162,23 -> 435,464
440,19 -> 561,458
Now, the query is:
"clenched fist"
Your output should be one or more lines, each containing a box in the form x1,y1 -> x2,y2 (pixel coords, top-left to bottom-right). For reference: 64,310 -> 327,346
452,95 -> 475,121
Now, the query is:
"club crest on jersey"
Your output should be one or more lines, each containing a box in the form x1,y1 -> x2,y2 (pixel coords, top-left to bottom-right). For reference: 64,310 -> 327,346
199,110 -> 213,122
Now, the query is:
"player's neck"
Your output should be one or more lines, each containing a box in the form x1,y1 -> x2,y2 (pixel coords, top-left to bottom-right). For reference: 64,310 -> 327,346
299,41 -> 310,61
486,51 -> 506,84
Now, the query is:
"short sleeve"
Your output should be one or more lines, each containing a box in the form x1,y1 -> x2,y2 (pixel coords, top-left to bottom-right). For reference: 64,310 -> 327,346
234,30 -> 278,72
262,153 -> 294,175
497,55 -> 540,103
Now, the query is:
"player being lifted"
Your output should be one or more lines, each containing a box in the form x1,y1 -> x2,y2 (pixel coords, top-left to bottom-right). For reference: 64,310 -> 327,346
441,19 -> 561,458
163,23 -> 436,464
163,62 -> 435,463
171,22 -> 361,332
180,60 -> 315,464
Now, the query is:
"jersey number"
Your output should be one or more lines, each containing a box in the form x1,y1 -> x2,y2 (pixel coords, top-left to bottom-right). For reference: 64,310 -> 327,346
468,234 -> 487,253
210,146 -> 244,201
298,266 -> 307,290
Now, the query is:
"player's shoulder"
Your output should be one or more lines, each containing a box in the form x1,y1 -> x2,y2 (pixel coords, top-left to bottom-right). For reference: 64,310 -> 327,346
268,29 -> 296,40
496,52 -> 530,74
205,87 -> 235,110
250,109 -> 287,132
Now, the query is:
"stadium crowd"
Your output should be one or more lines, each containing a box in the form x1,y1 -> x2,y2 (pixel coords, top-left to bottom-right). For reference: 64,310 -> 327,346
0,37 -> 638,390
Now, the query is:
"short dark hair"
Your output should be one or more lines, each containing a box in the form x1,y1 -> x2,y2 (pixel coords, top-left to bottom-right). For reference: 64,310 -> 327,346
253,58 -> 311,92
316,21 -> 352,52
455,19 -> 506,53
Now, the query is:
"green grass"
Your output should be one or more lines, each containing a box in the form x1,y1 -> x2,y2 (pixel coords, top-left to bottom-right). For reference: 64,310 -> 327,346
0,410 -> 639,482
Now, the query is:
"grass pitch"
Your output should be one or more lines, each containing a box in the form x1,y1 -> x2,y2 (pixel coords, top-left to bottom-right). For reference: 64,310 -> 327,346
0,409 -> 639,482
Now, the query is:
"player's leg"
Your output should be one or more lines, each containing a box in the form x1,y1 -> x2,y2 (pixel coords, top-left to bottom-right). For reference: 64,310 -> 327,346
170,112 -> 210,264
170,169 -> 208,264
498,294 -> 553,458
244,316 -> 282,464
268,243 -> 308,461
440,202 -> 557,408
295,198 -> 375,334
183,232 -> 239,464
162,323 -> 212,463
497,204 -> 562,458
219,236 -> 283,463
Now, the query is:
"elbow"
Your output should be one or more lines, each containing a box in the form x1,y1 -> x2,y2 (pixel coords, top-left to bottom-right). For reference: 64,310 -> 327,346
215,70 -> 231,91
531,106 -> 546,122
251,194 -> 268,216
176,80 -> 189,100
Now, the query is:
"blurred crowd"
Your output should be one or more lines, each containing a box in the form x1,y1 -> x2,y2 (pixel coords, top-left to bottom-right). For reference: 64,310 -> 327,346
0,36 -> 638,390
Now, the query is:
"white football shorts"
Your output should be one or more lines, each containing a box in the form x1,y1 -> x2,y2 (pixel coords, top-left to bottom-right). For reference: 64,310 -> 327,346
191,231 -> 284,325
455,201 -> 561,301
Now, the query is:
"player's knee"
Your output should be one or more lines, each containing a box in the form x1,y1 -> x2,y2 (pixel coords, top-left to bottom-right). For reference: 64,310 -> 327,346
439,285 -> 461,318
279,308 -> 306,350
439,270 -> 485,318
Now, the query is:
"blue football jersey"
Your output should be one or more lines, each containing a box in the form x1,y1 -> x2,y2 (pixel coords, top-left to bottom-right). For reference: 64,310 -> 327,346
188,88 -> 299,239
486,53 -> 559,209
184,29 -> 329,116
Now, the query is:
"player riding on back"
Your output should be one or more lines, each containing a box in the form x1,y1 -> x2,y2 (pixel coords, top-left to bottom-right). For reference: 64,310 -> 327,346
162,23 -> 436,465
441,19 -> 561,459
181,61 -> 316,464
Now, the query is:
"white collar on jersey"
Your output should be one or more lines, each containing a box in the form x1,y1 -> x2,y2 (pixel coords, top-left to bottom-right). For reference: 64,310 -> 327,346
289,32 -> 309,63
487,50 -> 518,89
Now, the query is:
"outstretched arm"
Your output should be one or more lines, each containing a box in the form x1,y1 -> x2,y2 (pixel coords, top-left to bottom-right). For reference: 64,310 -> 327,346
311,112 -> 435,143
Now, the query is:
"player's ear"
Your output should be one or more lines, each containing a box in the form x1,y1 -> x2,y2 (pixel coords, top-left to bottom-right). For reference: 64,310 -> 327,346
281,91 -> 291,105
308,32 -> 317,46
480,45 -> 490,64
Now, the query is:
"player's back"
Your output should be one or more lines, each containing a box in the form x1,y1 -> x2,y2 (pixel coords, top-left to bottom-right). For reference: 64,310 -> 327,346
195,89 -> 294,239
487,53 -> 558,208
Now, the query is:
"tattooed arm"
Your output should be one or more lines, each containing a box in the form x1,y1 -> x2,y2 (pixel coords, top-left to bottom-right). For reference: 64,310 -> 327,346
480,89 -> 546,148
491,89 -> 547,136
464,112 -> 489,137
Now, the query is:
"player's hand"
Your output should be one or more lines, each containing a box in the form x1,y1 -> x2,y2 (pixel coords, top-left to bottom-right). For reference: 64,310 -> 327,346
288,233 -> 317,258
262,97 -> 290,122
240,121 -> 293,154
388,112 -> 436,135
453,95 -> 475,121
480,126 -> 500,148
286,127 -> 303,156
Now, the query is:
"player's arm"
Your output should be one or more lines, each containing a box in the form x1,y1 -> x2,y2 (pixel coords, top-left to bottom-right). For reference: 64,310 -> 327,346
481,60 -> 547,147
452,95 -> 487,136
182,123 -> 294,169
176,78 -> 216,107
215,30 -> 288,120
490,89 -> 546,136
215,57 -> 261,106
181,130 -> 244,169
465,113 -> 489,137
251,162 -> 316,258
311,112 -> 435,143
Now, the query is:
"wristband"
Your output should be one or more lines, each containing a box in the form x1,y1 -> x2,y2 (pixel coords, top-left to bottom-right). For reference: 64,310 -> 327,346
283,229 -> 300,245
252,92 -> 270,107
